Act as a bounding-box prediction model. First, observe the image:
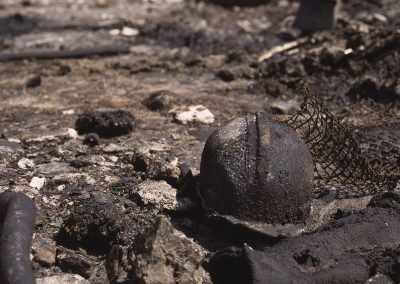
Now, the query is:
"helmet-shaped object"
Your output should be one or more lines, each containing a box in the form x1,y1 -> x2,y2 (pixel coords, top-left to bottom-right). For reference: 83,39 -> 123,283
200,113 -> 314,224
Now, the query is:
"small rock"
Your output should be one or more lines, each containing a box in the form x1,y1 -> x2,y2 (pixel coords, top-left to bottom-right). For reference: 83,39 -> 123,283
132,152 -> 150,172
83,133 -> 100,147
67,128 -> 79,139
131,180 -> 178,211
32,235 -> 56,266
37,162 -> 72,175
170,105 -> 214,124
29,177 -> 46,190
146,159 -> 181,185
63,109 -> 75,115
132,216 -> 208,284
102,143 -> 125,153
36,273 -> 90,284
18,158 -> 35,169
57,247 -> 98,278
75,110 -> 135,138
144,90 -> 175,111
57,65 -> 71,76
110,26 -> 139,37
366,273 -> 393,284
0,139 -> 24,164
121,26 -> 139,37
25,74 -> 41,88
216,69 -> 236,82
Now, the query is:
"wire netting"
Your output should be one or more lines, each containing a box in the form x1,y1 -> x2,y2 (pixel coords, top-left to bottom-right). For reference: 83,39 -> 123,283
286,85 -> 400,198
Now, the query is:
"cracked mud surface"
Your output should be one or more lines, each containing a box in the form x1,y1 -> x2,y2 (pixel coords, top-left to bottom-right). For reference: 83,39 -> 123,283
0,0 -> 400,283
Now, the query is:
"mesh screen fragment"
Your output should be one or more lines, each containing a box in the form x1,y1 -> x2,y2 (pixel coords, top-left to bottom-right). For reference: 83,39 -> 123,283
286,86 -> 400,198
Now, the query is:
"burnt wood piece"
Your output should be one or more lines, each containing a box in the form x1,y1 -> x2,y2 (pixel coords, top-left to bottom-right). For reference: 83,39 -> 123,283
0,45 -> 130,61
293,0 -> 340,32
0,191 -> 36,284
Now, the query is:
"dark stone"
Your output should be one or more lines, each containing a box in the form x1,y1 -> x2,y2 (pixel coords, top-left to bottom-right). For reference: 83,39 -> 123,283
200,112 -> 314,224
83,133 -> 100,147
217,69 -> 236,82
70,159 -> 92,168
25,74 -> 41,88
56,65 -> 71,76
75,110 -> 135,138
132,152 -> 149,172
144,90 -> 174,111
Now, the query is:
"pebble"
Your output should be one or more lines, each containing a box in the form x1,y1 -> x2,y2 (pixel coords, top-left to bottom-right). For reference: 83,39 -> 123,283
131,180 -> 178,211
29,177 -> 46,190
25,74 -> 41,88
83,133 -> 100,147
18,158 -> 35,169
170,105 -> 214,124
67,128 -> 79,139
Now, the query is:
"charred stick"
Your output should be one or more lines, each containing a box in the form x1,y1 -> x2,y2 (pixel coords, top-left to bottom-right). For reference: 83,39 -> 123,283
0,191 -> 36,284
0,45 -> 130,61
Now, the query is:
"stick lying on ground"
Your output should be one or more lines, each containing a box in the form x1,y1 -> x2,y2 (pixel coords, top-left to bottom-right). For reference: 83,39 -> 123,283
0,45 -> 130,61
0,191 -> 36,284
258,37 -> 309,62
294,0 -> 341,32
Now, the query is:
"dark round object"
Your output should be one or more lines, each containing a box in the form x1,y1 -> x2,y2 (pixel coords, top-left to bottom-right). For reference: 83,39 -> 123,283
200,113 -> 314,224
25,74 -> 41,88
83,133 -> 100,147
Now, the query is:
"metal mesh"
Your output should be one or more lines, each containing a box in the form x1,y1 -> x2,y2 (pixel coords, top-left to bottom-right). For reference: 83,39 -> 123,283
286,85 -> 399,198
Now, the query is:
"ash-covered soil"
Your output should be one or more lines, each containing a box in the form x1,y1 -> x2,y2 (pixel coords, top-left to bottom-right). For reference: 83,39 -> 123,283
0,0 -> 400,283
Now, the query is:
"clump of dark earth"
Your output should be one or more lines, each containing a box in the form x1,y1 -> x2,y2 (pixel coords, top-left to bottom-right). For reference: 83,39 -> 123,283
25,74 -> 41,88
143,90 -> 175,111
83,133 -> 100,147
75,110 -> 135,138
208,199 -> 400,284
57,192 -> 157,255
347,77 -> 400,103
200,112 -> 314,224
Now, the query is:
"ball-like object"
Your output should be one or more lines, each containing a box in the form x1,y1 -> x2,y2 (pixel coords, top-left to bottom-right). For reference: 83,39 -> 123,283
200,113 -> 314,224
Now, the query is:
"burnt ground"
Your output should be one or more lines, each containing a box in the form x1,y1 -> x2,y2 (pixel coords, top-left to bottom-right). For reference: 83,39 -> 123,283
0,0 -> 400,283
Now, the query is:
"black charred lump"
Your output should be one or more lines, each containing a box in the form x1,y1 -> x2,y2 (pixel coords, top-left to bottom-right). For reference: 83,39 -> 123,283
200,112 -> 314,225
75,110 -> 135,138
